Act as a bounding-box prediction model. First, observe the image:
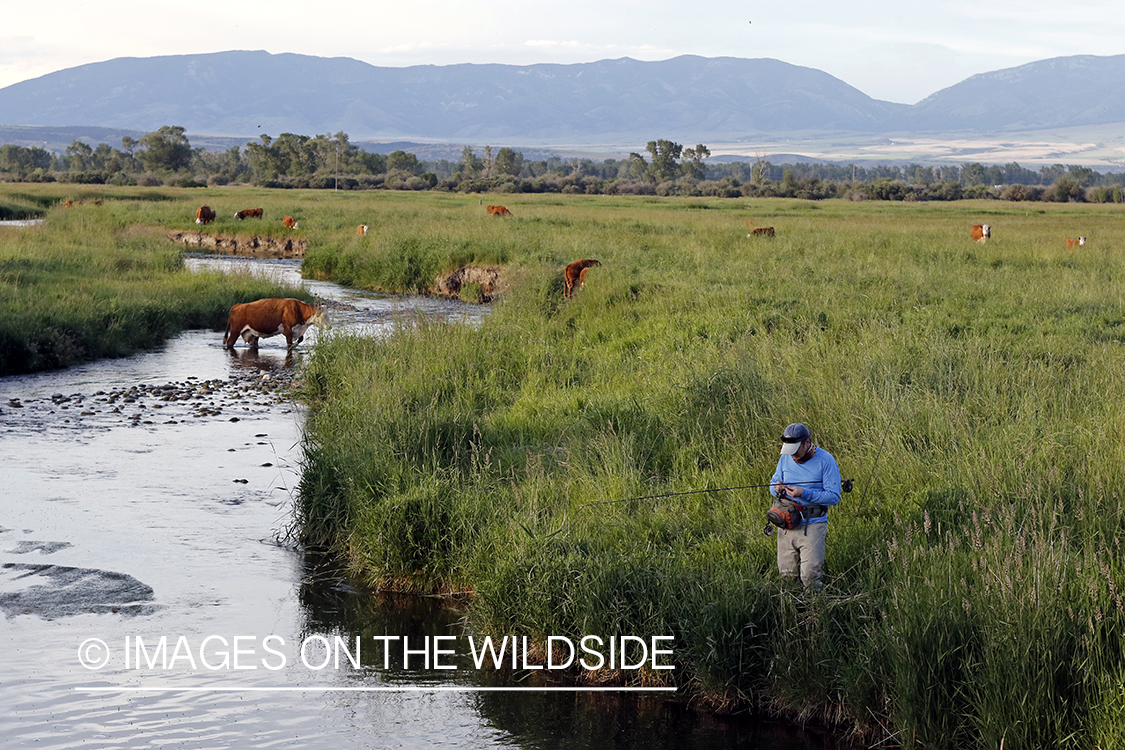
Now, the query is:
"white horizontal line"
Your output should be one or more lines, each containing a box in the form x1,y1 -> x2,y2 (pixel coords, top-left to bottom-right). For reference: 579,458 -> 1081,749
77,686 -> 677,693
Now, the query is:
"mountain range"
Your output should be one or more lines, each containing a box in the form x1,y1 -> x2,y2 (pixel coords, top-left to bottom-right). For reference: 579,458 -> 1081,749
0,50 -> 1123,150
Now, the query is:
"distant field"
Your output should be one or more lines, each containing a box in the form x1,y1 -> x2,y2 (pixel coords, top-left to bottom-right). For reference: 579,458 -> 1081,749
703,123 -> 1125,169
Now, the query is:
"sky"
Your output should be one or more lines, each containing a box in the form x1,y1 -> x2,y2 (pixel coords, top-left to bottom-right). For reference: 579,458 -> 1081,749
1,0 -> 1122,105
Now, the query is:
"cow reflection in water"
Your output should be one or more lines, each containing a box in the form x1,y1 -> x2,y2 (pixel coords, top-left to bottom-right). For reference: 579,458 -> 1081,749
226,346 -> 297,372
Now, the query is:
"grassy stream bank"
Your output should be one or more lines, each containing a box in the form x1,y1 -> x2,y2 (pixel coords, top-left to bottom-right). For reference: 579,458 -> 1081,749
294,194 -> 1125,748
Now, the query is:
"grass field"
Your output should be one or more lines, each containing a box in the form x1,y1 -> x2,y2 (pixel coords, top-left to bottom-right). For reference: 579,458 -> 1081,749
292,193 -> 1125,748
5,183 -> 1124,746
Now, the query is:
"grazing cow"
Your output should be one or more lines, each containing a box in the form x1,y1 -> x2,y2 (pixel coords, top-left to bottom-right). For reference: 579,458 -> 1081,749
357,224 -> 369,235
563,259 -> 601,299
223,298 -> 329,350
971,224 -> 991,243
1065,237 -> 1087,250
235,208 -> 264,220
282,215 -> 299,229
195,205 -> 217,225
749,227 -> 776,237
486,205 -> 513,217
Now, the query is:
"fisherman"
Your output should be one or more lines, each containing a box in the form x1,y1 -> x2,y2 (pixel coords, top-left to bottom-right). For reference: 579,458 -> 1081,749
769,422 -> 842,589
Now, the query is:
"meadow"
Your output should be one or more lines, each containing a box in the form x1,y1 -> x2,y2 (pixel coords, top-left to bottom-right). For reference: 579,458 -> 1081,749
293,193 -> 1125,748
5,182 -> 1124,746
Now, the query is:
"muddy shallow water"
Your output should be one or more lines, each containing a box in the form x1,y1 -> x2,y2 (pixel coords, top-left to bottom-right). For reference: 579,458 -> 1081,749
0,257 -> 849,749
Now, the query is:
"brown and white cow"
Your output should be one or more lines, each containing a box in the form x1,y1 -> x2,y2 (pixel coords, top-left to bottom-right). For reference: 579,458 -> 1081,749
196,205 -> 217,225
223,298 -> 330,350
971,224 -> 991,243
1065,237 -> 1087,250
357,224 -> 369,235
563,259 -> 601,299
236,208 -> 264,220
282,215 -> 299,229
748,226 -> 776,237
486,205 -> 513,217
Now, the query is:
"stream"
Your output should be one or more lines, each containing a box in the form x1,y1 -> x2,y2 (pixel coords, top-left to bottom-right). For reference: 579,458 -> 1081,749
0,255 -> 850,749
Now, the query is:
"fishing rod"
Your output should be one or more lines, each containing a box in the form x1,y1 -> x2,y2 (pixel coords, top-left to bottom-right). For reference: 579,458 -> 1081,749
578,478 -> 854,509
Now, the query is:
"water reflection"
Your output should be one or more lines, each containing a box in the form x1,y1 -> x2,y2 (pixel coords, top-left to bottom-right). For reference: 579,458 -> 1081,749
226,345 -> 299,372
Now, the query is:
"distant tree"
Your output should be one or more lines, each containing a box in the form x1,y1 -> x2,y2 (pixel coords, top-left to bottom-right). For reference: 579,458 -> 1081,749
354,150 -> 387,174
0,145 -> 51,175
328,132 -> 358,174
493,147 -> 524,177
66,140 -> 94,170
387,150 -> 419,174
960,163 -> 986,186
644,139 -> 682,183
681,143 -> 710,180
246,134 -> 285,181
1066,165 -> 1095,188
138,126 -> 192,172
752,155 -> 769,185
458,146 -> 483,178
120,136 -> 140,171
1050,176 -> 1083,202
271,133 -> 313,176
626,152 -> 647,181
92,143 -> 118,171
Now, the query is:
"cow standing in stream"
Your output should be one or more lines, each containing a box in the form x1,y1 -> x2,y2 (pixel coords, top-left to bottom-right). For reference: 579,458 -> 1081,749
223,298 -> 330,350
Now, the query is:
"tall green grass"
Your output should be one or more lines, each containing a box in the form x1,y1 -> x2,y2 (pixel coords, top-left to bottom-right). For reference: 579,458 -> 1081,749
294,194 -> 1125,747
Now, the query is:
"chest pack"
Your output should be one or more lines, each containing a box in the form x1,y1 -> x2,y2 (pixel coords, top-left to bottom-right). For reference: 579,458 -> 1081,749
766,497 -> 827,530
767,497 -> 804,530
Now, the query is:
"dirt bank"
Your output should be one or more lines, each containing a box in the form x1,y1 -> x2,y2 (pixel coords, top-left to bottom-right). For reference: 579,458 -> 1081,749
433,264 -> 504,302
168,231 -> 307,259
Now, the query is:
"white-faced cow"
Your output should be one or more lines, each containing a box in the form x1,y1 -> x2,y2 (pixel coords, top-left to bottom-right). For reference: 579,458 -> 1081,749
357,224 -> 369,235
1065,237 -> 1086,250
196,205 -> 217,225
282,215 -> 299,229
223,298 -> 330,350
971,224 -> 991,243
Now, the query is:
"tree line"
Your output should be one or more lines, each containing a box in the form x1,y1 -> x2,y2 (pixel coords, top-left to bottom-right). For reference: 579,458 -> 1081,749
1,125 -> 1123,203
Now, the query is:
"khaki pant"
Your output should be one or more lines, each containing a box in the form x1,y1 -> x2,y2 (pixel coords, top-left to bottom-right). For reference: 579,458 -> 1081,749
776,522 -> 827,588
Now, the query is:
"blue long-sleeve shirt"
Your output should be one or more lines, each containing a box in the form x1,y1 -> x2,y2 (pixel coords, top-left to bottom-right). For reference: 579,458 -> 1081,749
769,445 -> 841,525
